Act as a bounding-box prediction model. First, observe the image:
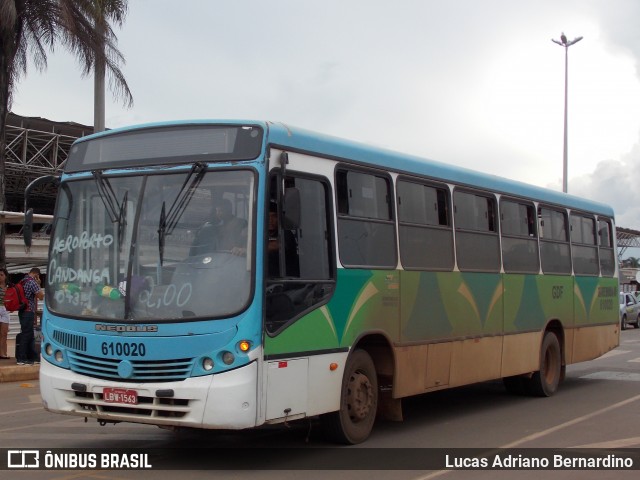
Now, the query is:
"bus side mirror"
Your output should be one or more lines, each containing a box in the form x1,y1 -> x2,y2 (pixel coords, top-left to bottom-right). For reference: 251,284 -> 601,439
283,187 -> 301,230
23,208 -> 34,248
23,174 -> 60,249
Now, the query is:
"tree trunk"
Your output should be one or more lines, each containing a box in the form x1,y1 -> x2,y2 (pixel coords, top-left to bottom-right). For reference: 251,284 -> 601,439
93,20 -> 106,133
94,52 -> 106,133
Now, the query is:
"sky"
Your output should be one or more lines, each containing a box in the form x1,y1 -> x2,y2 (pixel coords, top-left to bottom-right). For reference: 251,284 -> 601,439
10,0 -> 640,232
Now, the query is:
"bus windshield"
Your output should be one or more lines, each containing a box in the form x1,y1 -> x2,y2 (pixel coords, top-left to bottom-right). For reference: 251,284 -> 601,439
47,168 -> 255,322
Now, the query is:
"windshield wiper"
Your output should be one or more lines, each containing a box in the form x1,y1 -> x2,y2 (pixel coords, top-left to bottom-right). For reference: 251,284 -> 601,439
117,191 -> 128,246
157,162 -> 207,265
158,201 -> 167,266
93,170 -> 128,250
93,170 -> 120,221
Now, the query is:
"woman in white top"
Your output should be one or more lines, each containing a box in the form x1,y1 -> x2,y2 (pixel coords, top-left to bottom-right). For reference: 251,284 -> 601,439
0,268 -> 10,359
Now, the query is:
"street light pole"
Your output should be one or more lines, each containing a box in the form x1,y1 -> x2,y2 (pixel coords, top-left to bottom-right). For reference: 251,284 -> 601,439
552,33 -> 582,193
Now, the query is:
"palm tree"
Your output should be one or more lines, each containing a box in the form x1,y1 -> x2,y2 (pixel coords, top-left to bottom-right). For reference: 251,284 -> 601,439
90,0 -> 132,132
0,0 -> 133,264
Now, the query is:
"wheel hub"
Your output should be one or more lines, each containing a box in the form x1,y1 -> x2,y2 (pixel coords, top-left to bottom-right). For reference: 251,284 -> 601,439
347,371 -> 374,422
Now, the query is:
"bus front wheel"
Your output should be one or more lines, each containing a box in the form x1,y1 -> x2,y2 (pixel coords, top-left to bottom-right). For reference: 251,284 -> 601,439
526,331 -> 562,397
321,349 -> 378,444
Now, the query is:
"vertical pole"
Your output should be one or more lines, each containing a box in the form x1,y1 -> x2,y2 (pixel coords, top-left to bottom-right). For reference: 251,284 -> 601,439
562,46 -> 569,193
553,34 -> 581,193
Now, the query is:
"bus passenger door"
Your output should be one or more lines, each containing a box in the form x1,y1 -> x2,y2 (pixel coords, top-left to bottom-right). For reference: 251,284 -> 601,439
263,152 -> 335,340
263,151 -> 339,418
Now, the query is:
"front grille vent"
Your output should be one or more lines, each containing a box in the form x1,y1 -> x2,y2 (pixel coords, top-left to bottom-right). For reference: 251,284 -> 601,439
67,351 -> 194,382
52,330 -> 87,352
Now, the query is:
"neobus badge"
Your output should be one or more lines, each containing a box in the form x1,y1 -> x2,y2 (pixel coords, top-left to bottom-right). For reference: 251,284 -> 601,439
95,325 -> 158,333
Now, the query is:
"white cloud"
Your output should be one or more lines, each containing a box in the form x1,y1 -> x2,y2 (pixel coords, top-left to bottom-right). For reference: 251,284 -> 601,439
571,137 -> 640,229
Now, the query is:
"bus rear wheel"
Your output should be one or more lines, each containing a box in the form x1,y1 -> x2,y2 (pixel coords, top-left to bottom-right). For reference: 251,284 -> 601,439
526,331 -> 562,397
321,349 -> 378,444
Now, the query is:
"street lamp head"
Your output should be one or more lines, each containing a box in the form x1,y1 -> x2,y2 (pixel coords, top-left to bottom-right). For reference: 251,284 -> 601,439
552,33 -> 583,48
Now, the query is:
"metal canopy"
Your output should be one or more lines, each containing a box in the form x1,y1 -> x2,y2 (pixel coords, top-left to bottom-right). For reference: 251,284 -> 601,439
3,112 -> 91,213
617,227 -> 640,258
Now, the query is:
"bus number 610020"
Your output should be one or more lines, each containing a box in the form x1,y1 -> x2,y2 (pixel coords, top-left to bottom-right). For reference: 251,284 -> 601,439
101,342 -> 147,357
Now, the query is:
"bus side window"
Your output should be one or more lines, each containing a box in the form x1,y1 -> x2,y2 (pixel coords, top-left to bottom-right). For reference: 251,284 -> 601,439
453,189 -> 500,272
539,206 -> 572,274
336,168 -> 396,268
500,199 -> 539,274
598,218 -> 615,277
570,213 -> 598,276
397,179 -> 454,271
265,174 -> 335,334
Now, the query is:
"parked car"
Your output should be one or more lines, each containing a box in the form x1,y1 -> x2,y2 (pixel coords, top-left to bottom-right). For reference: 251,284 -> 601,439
619,292 -> 640,330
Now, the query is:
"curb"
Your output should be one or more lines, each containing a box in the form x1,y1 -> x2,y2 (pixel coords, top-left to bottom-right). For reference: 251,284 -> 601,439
1,338 -> 39,383
0,365 -> 39,383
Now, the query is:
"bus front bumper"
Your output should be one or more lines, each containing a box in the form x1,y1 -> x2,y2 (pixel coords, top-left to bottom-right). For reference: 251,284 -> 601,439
39,359 -> 259,429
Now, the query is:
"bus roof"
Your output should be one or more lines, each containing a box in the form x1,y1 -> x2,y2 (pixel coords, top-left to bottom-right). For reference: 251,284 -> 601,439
77,119 -> 615,218
263,121 -> 614,218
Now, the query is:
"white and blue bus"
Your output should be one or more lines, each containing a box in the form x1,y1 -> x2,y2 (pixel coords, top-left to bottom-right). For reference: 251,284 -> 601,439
33,121 -> 619,444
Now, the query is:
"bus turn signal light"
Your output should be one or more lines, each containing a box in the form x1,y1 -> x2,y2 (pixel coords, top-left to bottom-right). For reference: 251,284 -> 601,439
238,340 -> 251,352
330,363 -> 338,371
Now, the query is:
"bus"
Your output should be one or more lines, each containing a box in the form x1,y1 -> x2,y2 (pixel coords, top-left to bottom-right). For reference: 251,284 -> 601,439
31,120 -> 619,444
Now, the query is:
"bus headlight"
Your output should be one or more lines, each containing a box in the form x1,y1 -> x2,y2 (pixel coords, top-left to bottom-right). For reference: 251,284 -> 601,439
54,350 -> 64,362
222,351 -> 235,365
45,344 -> 53,356
202,357 -> 214,371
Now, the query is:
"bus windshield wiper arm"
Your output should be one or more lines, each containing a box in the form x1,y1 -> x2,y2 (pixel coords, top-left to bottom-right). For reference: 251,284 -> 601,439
158,201 -> 167,266
93,170 -> 128,250
157,162 -> 206,265
117,191 -> 128,246
92,170 -> 120,222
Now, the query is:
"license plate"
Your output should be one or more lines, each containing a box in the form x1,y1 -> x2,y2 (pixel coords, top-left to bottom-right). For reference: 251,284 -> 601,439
103,387 -> 138,405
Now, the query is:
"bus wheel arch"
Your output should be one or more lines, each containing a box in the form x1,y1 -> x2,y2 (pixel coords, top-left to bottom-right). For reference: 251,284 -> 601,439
353,333 -> 400,422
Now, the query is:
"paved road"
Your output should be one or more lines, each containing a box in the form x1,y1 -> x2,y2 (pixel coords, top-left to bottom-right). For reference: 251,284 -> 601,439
1,328 -> 639,479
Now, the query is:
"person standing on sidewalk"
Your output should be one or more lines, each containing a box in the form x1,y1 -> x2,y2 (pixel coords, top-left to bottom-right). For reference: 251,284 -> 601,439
16,268 -> 44,365
0,268 -> 10,359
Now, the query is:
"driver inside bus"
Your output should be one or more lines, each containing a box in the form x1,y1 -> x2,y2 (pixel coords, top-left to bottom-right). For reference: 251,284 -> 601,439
190,199 -> 247,256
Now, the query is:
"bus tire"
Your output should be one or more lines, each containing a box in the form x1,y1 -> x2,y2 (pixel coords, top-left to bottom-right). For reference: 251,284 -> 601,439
526,331 -> 562,397
321,349 -> 378,444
